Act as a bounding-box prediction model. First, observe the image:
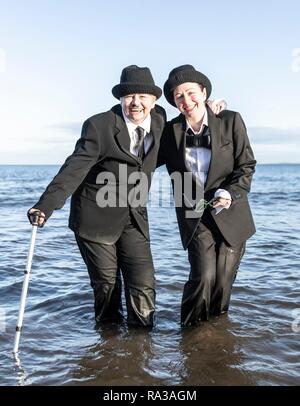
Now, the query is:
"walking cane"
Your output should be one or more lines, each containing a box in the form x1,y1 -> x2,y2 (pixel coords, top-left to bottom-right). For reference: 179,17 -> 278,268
13,214 -> 40,354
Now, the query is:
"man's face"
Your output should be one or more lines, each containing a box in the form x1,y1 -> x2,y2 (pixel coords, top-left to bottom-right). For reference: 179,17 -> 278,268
173,82 -> 207,120
121,93 -> 156,124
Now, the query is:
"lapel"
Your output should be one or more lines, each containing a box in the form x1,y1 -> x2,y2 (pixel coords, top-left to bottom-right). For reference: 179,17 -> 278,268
172,114 -> 187,168
171,109 -> 225,190
112,105 -> 138,163
205,108 -> 222,190
145,107 -> 164,161
112,104 -> 164,164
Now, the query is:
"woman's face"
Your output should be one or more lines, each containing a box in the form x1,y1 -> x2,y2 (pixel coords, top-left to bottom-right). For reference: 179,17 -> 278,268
173,82 -> 207,120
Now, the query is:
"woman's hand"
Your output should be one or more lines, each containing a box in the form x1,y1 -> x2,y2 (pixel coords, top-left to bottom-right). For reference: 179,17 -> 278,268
213,197 -> 231,209
207,99 -> 227,115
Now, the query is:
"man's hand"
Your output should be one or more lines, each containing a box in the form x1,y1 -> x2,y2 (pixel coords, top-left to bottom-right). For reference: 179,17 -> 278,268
27,209 -> 46,227
207,99 -> 227,115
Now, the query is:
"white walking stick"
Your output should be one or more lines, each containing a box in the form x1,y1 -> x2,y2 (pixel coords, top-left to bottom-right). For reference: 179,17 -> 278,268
13,221 -> 38,354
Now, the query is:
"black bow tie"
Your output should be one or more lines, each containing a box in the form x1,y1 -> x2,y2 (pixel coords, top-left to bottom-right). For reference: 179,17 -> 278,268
185,125 -> 211,149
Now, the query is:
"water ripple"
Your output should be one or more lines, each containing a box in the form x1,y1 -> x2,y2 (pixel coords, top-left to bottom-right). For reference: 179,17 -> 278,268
0,164 -> 299,385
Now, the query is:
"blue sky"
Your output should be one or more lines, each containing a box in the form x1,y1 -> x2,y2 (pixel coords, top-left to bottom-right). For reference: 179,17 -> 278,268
0,0 -> 299,164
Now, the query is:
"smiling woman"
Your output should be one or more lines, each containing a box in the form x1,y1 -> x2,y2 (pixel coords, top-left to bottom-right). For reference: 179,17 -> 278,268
158,64 -> 257,327
173,83 -> 207,131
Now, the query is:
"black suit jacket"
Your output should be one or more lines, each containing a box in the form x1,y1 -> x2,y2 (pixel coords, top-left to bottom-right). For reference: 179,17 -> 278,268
34,104 -> 166,243
158,108 -> 256,249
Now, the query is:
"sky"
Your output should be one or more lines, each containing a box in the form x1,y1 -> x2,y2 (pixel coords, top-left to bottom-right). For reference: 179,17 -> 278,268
0,0 -> 299,164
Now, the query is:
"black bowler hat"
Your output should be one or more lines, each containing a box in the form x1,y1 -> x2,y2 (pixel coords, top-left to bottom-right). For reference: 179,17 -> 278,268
112,65 -> 162,100
163,64 -> 212,107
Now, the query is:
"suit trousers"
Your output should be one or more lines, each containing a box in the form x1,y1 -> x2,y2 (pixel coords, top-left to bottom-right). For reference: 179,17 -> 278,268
75,213 -> 155,327
181,210 -> 245,326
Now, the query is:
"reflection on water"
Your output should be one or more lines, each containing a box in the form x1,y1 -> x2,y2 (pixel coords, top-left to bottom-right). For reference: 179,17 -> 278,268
72,317 -> 256,386
13,352 -> 30,386
179,318 -> 255,386
73,325 -> 162,386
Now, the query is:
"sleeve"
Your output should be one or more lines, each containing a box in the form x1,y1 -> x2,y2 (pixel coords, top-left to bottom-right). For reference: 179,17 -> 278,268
214,189 -> 232,200
221,112 -> 256,200
32,119 -> 101,219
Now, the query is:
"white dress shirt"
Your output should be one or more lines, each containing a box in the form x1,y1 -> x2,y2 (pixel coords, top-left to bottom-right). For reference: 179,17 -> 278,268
122,110 -> 153,156
185,109 -> 231,205
185,110 -> 211,186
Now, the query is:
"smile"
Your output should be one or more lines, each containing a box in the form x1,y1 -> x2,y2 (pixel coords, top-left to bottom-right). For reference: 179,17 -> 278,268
184,105 -> 196,113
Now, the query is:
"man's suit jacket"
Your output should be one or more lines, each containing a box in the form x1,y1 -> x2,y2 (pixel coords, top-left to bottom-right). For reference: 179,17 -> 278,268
34,104 -> 166,244
158,107 -> 256,249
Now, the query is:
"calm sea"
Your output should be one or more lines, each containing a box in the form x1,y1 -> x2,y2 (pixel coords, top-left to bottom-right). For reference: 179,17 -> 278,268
0,164 -> 299,386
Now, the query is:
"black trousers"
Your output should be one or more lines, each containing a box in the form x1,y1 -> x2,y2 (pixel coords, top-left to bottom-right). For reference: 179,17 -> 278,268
75,214 -> 155,327
181,210 -> 245,326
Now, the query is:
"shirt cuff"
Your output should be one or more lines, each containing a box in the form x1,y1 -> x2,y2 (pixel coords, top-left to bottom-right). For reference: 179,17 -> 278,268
214,189 -> 232,200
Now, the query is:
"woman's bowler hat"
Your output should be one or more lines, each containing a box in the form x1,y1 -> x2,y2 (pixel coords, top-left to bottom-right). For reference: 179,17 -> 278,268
163,64 -> 212,107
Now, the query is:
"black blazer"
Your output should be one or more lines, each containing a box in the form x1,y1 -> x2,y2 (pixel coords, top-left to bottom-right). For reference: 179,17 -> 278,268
158,108 -> 256,249
34,104 -> 166,243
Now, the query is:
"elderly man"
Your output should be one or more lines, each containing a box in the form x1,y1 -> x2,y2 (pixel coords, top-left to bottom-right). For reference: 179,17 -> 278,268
159,65 -> 256,327
28,65 -> 165,327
